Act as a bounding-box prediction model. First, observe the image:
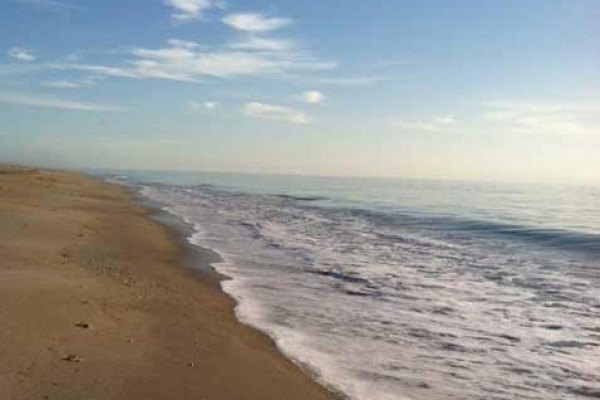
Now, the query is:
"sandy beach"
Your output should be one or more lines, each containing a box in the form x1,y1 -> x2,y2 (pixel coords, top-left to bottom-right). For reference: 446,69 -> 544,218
0,165 -> 338,400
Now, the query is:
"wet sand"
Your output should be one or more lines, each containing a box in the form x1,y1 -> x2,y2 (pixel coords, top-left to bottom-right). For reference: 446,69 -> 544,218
0,165 -> 339,400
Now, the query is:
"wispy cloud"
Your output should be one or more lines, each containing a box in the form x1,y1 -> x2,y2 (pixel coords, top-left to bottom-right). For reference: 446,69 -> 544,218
53,64 -> 140,78
42,75 -> 102,89
222,13 -> 291,32
189,100 -> 219,110
43,80 -> 81,89
389,102 -> 600,136
7,47 -> 36,61
301,90 -> 323,104
243,102 -> 310,124
165,0 -> 222,22
203,101 -> 218,110
229,37 -> 295,51
483,102 -> 600,135
55,38 -> 336,82
391,115 -> 458,132
0,92 -> 123,112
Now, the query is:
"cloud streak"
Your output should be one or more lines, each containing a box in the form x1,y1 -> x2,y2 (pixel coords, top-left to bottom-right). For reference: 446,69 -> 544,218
483,102 -> 600,135
43,80 -> 82,88
8,47 -> 36,61
391,115 -> 458,132
301,90 -> 323,103
222,13 -> 291,32
229,37 -> 295,51
54,38 -> 336,82
0,93 -> 123,112
53,63 -> 140,78
165,0 -> 221,22
189,100 -> 219,110
42,76 -> 101,89
243,102 -> 310,124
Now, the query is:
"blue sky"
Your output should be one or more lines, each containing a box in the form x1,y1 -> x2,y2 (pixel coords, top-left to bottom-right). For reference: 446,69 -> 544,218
1,0 -> 599,182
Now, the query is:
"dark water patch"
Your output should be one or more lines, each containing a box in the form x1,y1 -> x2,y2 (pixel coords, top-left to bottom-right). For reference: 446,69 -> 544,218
316,204 -> 600,257
497,334 -> 521,343
407,328 -> 436,339
407,328 -> 457,340
544,340 -> 598,349
445,361 -> 471,370
506,367 -> 534,375
415,283 -> 446,289
543,324 -> 563,330
239,221 -> 263,238
544,302 -> 568,308
275,194 -> 329,202
360,370 -> 431,389
484,273 -> 506,282
431,306 -> 455,315
469,335 -> 495,343
444,220 -> 600,254
568,386 -> 600,398
309,269 -> 370,285
439,342 -> 483,353
253,284 -> 278,291
344,289 -> 373,297
446,371 -> 471,381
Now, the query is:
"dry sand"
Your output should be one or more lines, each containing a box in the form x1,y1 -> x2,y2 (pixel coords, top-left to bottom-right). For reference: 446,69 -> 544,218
0,165 -> 339,400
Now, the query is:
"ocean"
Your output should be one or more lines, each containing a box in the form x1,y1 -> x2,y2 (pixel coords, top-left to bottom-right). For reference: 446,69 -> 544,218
103,170 -> 599,400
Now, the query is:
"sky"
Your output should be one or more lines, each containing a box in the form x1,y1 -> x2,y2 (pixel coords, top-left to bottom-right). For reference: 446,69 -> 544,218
0,0 -> 599,183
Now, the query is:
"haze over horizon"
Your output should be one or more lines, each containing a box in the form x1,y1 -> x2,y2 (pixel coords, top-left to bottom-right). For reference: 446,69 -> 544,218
1,0 -> 599,183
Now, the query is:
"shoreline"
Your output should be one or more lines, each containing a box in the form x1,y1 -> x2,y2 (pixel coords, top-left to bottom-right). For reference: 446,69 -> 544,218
126,183 -> 350,399
0,165 -> 341,400
126,182 -> 348,399
130,187 -> 226,285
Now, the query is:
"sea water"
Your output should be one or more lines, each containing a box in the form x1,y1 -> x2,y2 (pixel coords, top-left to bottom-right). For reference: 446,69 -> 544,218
104,171 -> 599,400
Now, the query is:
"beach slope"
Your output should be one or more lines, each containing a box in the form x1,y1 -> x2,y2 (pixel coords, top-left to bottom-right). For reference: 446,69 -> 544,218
0,165 -> 337,400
